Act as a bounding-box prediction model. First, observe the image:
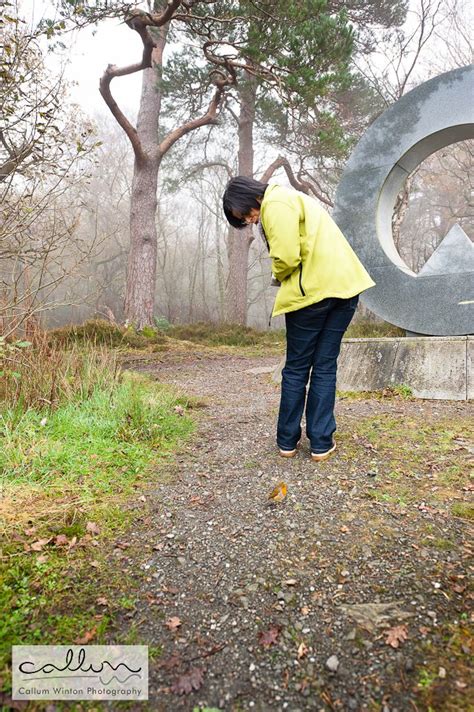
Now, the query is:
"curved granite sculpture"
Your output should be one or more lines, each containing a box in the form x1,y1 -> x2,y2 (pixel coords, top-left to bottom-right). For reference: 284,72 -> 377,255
333,65 -> 474,336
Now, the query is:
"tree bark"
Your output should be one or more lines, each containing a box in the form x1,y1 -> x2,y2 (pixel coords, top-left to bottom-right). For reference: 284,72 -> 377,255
225,74 -> 257,324
124,33 -> 165,329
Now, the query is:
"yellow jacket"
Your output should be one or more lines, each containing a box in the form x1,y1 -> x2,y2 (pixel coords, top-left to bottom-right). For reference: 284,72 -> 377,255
260,184 -> 375,317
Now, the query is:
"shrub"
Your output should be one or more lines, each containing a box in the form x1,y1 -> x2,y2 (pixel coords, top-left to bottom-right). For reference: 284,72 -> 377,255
168,322 -> 286,347
48,319 -> 169,348
0,332 -> 119,413
345,319 -> 405,338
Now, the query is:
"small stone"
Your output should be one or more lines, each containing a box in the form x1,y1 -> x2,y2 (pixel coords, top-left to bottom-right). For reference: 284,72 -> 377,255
348,698 -> 358,710
405,658 -> 414,673
326,655 -> 339,672
438,666 -> 447,679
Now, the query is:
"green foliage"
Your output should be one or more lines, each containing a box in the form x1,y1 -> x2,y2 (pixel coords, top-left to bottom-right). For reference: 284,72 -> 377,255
154,315 -> 171,332
0,336 -> 31,380
391,384 -> 413,399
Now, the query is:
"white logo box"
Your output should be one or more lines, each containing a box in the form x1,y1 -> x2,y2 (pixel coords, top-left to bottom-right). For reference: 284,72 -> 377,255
12,645 -> 148,700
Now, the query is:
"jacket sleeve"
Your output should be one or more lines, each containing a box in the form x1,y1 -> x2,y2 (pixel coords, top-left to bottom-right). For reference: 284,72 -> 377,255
261,200 -> 301,282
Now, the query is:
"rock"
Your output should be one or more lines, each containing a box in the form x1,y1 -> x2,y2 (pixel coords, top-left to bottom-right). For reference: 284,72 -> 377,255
405,658 -> 414,673
326,655 -> 339,672
345,628 -> 357,641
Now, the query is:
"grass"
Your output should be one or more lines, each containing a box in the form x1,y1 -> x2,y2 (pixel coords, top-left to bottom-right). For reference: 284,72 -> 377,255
48,318 -> 168,350
416,619 -> 473,711
451,503 -> 474,520
34,318 -> 406,364
337,412 -> 473,511
168,321 -> 286,348
1,372 -> 193,523
344,318 -> 405,339
0,339 -> 195,701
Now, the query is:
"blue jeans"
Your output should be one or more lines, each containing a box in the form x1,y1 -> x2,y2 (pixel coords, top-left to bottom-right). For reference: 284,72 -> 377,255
277,295 -> 359,453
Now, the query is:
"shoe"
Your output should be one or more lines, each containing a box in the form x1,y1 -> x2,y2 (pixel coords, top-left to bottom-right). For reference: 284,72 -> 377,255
279,448 -> 297,458
311,442 -> 336,462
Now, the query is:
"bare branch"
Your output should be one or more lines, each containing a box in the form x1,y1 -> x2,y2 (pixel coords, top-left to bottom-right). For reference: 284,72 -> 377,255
260,156 -> 333,207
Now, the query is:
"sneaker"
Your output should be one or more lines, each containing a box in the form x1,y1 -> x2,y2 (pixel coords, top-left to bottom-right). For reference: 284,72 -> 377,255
279,447 -> 297,458
311,442 -> 336,462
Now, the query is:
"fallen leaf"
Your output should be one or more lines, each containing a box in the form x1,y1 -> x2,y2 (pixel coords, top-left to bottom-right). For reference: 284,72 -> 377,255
174,405 -> 185,416
86,521 -> 100,536
385,624 -> 408,648
36,554 -> 48,564
90,560 -> 100,568
68,536 -> 77,550
171,667 -> 204,695
259,626 -> 280,648
284,578 -> 297,586
96,597 -> 108,606
160,654 -> 181,671
297,642 -> 309,659
114,541 -> 131,550
162,585 -> 179,594
54,534 -> 69,547
30,538 -> 52,551
301,606 -> 310,616
24,527 -> 36,537
74,626 -> 97,644
165,616 -> 182,631
268,482 -> 287,503
340,525 -> 349,534
145,592 -> 161,605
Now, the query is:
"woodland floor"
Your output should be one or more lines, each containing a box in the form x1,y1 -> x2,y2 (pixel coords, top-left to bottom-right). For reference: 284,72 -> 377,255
107,349 -> 473,712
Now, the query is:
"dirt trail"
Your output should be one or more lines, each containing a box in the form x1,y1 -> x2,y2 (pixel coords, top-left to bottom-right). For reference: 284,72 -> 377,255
115,352 -> 473,712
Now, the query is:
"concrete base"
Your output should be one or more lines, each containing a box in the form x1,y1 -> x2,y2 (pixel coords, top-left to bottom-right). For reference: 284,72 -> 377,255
272,337 -> 473,400
337,336 -> 472,400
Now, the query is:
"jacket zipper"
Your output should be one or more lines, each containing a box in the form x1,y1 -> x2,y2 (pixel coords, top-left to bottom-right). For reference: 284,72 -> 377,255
299,263 -> 306,296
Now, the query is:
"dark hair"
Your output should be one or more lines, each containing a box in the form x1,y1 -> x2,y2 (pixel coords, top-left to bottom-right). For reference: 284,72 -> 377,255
222,176 -> 268,229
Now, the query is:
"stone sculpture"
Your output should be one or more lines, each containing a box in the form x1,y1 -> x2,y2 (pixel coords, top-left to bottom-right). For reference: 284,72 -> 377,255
333,65 -> 474,336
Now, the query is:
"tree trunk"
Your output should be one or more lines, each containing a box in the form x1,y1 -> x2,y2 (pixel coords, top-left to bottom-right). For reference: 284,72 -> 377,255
225,74 -> 257,325
124,34 -> 165,329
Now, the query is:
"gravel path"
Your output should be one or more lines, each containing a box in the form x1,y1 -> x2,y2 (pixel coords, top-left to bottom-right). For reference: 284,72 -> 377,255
116,352 -> 473,712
